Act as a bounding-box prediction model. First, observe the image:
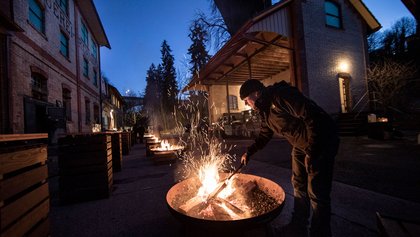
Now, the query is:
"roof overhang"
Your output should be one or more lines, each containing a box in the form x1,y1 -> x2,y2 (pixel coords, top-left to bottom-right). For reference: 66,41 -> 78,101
75,0 -> 111,48
401,0 -> 418,21
183,0 -> 292,92
348,0 -> 381,32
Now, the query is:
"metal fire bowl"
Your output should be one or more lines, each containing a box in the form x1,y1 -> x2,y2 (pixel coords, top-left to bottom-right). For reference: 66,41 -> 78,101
166,173 -> 285,231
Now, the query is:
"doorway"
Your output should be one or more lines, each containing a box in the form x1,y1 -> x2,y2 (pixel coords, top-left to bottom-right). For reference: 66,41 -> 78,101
338,76 -> 351,113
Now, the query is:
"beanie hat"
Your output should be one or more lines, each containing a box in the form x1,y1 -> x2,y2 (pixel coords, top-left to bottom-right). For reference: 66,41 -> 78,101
240,79 -> 265,100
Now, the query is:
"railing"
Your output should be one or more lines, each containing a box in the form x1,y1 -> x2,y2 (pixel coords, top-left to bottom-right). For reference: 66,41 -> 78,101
351,91 -> 369,119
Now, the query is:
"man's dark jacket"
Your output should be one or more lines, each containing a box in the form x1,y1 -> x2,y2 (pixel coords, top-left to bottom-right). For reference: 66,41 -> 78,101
247,81 -> 339,160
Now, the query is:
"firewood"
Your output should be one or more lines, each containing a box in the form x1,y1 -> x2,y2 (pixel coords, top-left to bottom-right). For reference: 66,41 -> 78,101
214,197 -> 244,215
209,201 -> 233,220
178,196 -> 204,214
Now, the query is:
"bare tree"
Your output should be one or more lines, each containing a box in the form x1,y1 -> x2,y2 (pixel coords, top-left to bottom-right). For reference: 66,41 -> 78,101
371,17 -> 416,59
195,10 -> 230,51
367,31 -> 383,54
367,59 -> 417,113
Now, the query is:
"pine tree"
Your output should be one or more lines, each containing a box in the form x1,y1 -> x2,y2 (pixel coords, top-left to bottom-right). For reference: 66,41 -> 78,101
160,40 -> 178,113
187,20 -> 211,130
188,20 -> 211,76
144,63 -> 159,111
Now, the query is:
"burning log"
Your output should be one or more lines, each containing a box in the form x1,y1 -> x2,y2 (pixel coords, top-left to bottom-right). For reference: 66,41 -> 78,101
179,196 -> 203,214
167,173 -> 285,232
176,177 -> 277,221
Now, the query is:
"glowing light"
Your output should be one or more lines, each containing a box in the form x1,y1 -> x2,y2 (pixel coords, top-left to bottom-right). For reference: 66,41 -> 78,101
338,61 -> 350,73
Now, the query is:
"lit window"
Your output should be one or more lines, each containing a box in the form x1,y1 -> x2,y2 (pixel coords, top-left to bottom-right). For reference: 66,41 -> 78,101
60,31 -> 69,58
228,95 -> 238,110
83,58 -> 89,78
28,0 -> 45,33
81,22 -> 88,45
325,0 -> 342,28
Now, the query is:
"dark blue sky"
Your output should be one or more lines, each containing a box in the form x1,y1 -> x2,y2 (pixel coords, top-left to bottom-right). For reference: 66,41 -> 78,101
93,0 -> 412,96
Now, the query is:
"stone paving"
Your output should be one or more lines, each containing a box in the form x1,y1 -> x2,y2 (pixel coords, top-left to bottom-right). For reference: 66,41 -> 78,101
48,135 -> 420,237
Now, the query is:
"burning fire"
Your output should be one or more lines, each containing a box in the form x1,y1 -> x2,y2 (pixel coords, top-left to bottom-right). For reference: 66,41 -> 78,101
197,163 -> 219,197
146,134 -> 184,152
152,139 -> 184,152
196,163 -> 235,200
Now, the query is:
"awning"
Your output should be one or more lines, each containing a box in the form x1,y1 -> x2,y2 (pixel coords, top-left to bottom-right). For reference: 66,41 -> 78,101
183,1 -> 293,92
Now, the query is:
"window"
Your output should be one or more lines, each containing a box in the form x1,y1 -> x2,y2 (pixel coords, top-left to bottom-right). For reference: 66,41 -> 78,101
31,73 -> 48,101
60,31 -> 69,58
58,0 -> 68,14
28,0 -> 45,33
81,22 -> 88,45
63,88 -> 72,121
85,99 -> 91,124
83,58 -> 89,78
325,0 -> 342,28
93,70 -> 98,86
91,38 -> 97,59
228,95 -> 238,110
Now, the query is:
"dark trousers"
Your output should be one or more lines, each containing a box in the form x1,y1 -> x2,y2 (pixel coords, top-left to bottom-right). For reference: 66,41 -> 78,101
291,141 -> 338,237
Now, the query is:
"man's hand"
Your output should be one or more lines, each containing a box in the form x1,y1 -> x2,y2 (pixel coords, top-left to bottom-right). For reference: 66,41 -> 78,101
241,152 -> 249,165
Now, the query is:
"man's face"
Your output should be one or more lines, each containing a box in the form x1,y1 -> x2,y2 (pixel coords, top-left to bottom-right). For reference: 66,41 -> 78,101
243,91 -> 260,111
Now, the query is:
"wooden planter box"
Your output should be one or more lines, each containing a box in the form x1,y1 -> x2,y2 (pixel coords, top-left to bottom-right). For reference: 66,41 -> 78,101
121,132 -> 131,155
0,134 -> 50,237
152,150 -> 178,164
58,133 -> 113,203
110,133 -> 122,172
145,139 -> 160,157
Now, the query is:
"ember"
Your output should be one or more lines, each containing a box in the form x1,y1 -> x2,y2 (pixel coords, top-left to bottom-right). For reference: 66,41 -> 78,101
167,173 -> 285,221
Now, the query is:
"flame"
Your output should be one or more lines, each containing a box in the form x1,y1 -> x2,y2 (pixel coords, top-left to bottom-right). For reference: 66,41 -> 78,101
197,163 -> 220,198
151,139 -> 184,152
195,162 -> 237,201
218,178 -> 235,198
161,140 -> 170,150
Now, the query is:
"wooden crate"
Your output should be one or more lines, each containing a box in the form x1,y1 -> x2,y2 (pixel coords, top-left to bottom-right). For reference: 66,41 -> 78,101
121,132 -> 131,155
58,133 -> 113,203
110,133 -> 122,172
0,133 -> 50,237
146,140 -> 160,157
152,150 -> 178,164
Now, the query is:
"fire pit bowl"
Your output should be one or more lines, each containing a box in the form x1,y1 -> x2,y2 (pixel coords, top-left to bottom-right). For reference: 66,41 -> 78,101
150,149 -> 183,164
166,173 -> 285,234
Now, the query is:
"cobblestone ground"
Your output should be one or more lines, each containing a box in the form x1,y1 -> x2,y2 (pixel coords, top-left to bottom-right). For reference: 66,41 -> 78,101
224,135 -> 420,203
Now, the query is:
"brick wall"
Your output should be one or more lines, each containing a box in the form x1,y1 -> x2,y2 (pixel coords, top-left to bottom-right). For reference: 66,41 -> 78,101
300,0 -> 369,113
9,0 -> 102,134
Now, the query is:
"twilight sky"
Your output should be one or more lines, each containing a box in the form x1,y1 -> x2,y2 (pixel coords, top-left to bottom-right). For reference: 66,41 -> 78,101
93,0 -> 412,96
